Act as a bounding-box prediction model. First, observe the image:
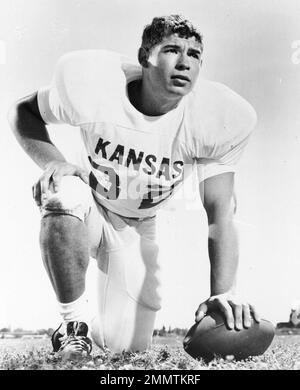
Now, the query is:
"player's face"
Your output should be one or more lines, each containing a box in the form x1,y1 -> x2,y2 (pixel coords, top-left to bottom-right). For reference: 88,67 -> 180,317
146,34 -> 202,98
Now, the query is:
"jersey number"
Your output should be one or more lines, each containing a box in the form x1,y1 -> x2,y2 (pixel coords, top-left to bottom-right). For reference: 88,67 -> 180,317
88,156 -> 181,208
88,156 -> 120,200
138,180 -> 182,209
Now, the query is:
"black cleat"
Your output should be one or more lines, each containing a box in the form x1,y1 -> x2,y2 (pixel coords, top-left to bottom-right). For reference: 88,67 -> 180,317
51,321 -> 92,361
51,323 -> 64,352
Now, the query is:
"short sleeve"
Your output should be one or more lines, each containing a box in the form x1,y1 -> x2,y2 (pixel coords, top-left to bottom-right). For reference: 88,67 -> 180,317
37,50 -> 125,126
195,90 -> 257,182
37,86 -> 68,125
196,131 -> 253,182
37,55 -> 76,126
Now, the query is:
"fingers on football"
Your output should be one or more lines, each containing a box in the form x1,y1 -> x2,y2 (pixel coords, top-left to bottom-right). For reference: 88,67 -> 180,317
250,304 -> 261,323
195,303 -> 207,322
232,304 -> 243,330
242,304 -> 252,328
217,300 -> 234,330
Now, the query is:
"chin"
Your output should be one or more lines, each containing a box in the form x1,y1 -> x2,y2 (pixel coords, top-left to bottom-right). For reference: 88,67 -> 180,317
167,86 -> 191,97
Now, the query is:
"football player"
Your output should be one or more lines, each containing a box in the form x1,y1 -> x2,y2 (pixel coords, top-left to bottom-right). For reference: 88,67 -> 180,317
8,15 -> 260,360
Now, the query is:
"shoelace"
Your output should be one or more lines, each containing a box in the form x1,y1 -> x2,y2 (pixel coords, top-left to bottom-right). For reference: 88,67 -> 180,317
58,334 -> 92,354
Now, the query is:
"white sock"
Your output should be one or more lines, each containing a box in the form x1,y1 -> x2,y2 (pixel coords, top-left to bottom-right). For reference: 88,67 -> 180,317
57,292 -> 92,336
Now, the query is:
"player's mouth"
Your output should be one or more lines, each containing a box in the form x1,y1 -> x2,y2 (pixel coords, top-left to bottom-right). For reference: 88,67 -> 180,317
170,75 -> 191,87
171,75 -> 191,82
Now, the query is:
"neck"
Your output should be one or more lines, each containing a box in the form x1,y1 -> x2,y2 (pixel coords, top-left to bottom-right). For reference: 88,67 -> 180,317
129,78 -> 182,116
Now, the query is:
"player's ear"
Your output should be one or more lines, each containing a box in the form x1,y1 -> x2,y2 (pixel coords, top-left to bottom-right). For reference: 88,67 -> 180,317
138,47 -> 149,68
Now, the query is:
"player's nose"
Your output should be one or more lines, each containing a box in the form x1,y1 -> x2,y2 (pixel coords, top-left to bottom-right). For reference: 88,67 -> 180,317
175,53 -> 190,70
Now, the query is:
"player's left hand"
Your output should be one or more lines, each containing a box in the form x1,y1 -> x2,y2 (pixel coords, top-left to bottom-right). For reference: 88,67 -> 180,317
194,293 -> 260,330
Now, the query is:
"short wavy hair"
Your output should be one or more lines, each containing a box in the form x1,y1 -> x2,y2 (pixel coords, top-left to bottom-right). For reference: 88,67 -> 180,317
141,15 -> 204,54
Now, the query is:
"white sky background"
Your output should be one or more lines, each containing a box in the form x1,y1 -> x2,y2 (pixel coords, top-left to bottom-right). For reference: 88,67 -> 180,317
0,0 -> 300,330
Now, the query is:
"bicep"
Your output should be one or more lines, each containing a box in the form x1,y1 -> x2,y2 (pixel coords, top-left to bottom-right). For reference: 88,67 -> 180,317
199,172 -> 236,223
8,91 -> 48,134
7,91 -> 53,144
16,91 -> 46,124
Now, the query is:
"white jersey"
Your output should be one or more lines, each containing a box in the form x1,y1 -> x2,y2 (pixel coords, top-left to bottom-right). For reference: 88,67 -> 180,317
37,50 -> 257,218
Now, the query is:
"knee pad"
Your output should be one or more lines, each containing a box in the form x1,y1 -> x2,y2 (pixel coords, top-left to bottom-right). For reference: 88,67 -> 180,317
41,176 -> 92,222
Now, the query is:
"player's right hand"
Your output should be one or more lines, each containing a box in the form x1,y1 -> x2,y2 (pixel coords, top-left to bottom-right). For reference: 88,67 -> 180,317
32,161 -> 89,206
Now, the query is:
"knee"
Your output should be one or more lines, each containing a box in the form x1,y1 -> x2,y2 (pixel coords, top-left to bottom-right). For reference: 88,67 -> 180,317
40,176 -> 92,222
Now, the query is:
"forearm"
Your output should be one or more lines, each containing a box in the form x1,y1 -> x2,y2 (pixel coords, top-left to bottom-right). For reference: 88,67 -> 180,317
8,100 -> 66,170
14,137 -> 66,170
208,218 -> 238,296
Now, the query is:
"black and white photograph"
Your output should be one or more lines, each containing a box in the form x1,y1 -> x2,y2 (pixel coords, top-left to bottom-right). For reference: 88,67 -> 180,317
1,0 -> 300,372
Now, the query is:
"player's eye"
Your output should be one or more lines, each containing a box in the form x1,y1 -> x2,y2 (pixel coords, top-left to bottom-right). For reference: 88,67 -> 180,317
189,52 -> 200,59
166,48 -> 179,54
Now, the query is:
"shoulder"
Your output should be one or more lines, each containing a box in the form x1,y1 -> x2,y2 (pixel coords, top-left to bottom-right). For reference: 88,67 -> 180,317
54,49 -> 125,98
53,50 -> 139,123
186,78 -> 257,144
55,49 -> 122,73
55,49 -> 140,89
214,81 -> 257,132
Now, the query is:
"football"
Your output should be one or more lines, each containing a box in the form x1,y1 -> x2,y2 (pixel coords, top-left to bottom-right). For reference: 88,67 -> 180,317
183,311 -> 275,361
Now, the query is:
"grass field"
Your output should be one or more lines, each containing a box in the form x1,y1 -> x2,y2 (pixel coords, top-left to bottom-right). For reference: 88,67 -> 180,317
0,335 -> 300,370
